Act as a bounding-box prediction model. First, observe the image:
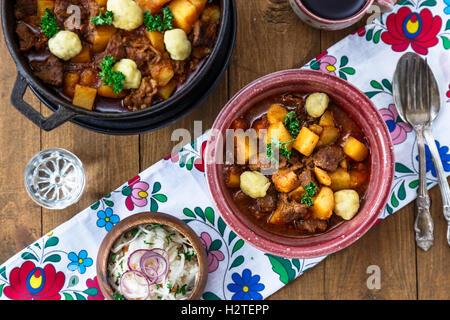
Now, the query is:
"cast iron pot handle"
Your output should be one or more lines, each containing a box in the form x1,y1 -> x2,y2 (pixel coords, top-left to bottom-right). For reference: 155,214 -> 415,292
11,74 -> 76,131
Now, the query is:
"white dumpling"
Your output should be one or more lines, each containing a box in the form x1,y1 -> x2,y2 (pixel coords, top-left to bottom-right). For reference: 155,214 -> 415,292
107,0 -> 144,31
48,31 -> 82,61
334,189 -> 360,220
164,29 -> 192,61
240,171 -> 271,199
305,92 -> 330,118
112,59 -> 142,89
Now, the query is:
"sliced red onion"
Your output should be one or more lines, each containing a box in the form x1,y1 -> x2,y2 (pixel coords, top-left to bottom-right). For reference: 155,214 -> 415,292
127,249 -> 148,271
150,248 -> 169,261
140,251 -> 169,284
119,270 -> 150,300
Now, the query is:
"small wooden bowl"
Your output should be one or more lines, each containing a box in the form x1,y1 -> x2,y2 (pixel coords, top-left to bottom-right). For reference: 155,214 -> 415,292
96,212 -> 208,300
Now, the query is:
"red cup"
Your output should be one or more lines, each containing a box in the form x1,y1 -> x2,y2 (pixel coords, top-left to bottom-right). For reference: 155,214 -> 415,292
205,69 -> 394,258
289,0 -> 396,31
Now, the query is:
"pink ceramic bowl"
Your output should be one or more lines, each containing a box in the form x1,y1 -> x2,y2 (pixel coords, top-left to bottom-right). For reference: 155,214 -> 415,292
205,69 -> 394,259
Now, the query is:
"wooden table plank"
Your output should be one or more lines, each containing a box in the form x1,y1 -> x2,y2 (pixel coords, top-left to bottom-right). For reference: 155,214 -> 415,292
0,25 -> 42,264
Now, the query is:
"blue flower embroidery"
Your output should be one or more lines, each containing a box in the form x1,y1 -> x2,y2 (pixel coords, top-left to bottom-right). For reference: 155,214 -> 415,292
67,250 -> 93,274
416,140 -> 450,177
96,207 -> 120,231
445,0 -> 450,15
227,269 -> 265,300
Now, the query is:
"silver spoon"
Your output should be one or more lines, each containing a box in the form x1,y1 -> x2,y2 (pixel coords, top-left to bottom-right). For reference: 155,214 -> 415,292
393,52 -> 435,251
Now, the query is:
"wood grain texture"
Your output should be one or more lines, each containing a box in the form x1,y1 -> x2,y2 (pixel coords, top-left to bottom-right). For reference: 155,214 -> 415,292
0,0 -> 449,300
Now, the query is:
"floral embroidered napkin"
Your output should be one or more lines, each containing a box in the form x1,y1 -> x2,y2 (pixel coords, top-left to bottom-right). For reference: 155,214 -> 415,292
0,0 -> 449,300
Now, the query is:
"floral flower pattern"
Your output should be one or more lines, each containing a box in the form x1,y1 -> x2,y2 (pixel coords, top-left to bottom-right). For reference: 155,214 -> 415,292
199,232 -> 225,273
3,261 -> 65,300
416,140 -> 450,177
445,0 -> 450,15
123,176 -> 150,211
227,269 -> 265,300
380,104 -> 412,145
96,207 -> 120,231
67,250 -> 93,274
85,277 -> 104,300
381,7 -> 442,55
309,51 -> 355,80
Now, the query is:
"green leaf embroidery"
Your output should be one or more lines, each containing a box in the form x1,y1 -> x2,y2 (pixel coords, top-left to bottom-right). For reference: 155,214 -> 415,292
63,292 -> 74,300
365,91 -> 382,98
391,193 -> 399,208
194,207 -> 206,221
104,200 -> 114,207
0,283 -> 4,297
44,237 -> 59,248
409,180 -> 419,189
232,239 -> 244,255
90,201 -> 100,210
67,275 -> 79,288
386,204 -> 393,214
381,79 -> 392,93
310,60 -> 320,70
398,181 -> 407,201
339,56 -> 349,68
150,198 -> 159,212
292,259 -> 301,272
152,182 -> 161,194
217,217 -> 226,237
442,36 -> 450,50
21,252 -> 38,262
338,71 -> 347,80
43,254 -> 61,263
202,292 -> 221,300
209,239 -> 222,252
0,266 -> 6,280
373,29 -> 381,43
228,231 -> 237,245
83,287 -> 99,296
74,292 -> 86,300
395,163 -> 414,173
446,20 -> 450,31
122,186 -> 132,197
229,255 -> 244,269
266,254 -> 296,285
179,153 -> 188,168
153,194 -> 167,203
183,208 -> 196,218
205,207 -> 215,225
366,28 -> 373,41
340,67 -> 355,75
419,0 -> 436,7
370,80 -> 383,90
186,156 -> 195,171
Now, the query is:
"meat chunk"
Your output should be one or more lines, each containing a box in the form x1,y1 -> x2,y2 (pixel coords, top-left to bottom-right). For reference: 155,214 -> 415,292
15,0 -> 36,19
16,22 -> 46,52
313,146 -> 345,172
31,54 -> 64,87
297,169 -> 317,187
54,0 -> 71,24
278,193 -> 309,223
296,219 -> 328,234
123,35 -> 160,73
95,32 -> 126,67
191,20 -> 218,47
124,77 -> 158,111
256,187 -> 278,214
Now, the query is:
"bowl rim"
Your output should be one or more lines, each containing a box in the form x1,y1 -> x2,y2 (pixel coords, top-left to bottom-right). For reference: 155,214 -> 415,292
205,69 -> 395,259
96,212 -> 208,300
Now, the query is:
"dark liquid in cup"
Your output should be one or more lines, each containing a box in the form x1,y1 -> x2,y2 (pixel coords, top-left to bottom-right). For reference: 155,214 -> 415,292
301,0 -> 368,20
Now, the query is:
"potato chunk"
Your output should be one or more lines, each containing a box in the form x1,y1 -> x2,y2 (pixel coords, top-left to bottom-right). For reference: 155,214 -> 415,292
272,168 -> 301,193
266,122 -> 294,149
293,127 -> 319,156
343,136 -> 369,161
267,104 -> 288,125
311,186 -> 334,220
334,189 -> 360,220
240,171 -> 271,199
305,92 -> 329,118
92,25 -> 117,53
329,168 -> 351,191
37,0 -> 55,18
72,85 -> 97,111
314,167 -> 331,186
147,31 -> 165,53
318,110 -> 334,127
135,0 -> 171,13
157,80 -> 177,100
319,126 -> 340,146
168,0 -> 199,34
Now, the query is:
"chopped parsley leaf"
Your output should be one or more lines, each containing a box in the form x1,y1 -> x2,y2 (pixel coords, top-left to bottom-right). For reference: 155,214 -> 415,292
91,10 -> 114,25
267,137 -> 295,163
183,250 -> 196,262
144,7 -> 174,32
99,56 -> 126,94
284,111 -> 301,137
40,9 -> 59,38
301,182 -> 318,207
113,293 -> 126,300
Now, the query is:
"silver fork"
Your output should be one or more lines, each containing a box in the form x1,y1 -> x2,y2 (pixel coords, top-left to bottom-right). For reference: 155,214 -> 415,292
393,53 -> 435,251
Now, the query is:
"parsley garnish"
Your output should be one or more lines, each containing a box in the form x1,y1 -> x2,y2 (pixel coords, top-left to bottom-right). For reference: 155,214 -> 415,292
183,250 -> 196,261
91,10 -> 114,25
144,7 -> 174,32
165,233 -> 176,245
301,182 -> 318,207
113,293 -> 126,300
284,111 -> 301,137
174,284 -> 187,298
99,56 -> 126,94
267,137 -> 295,163
40,9 -> 59,38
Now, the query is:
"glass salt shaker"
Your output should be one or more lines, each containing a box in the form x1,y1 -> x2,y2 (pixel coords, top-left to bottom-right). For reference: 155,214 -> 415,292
24,149 -> 86,210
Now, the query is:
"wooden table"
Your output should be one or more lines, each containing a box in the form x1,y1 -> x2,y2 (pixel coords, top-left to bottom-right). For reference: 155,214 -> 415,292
0,0 -> 449,300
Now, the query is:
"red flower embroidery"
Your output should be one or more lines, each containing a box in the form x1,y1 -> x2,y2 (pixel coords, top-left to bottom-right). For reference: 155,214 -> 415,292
86,277 -> 105,300
3,261 -> 65,300
381,7 -> 442,55
194,141 -> 208,172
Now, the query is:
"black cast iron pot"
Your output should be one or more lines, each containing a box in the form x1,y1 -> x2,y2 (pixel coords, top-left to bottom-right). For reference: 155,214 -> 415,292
2,0 -> 236,134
